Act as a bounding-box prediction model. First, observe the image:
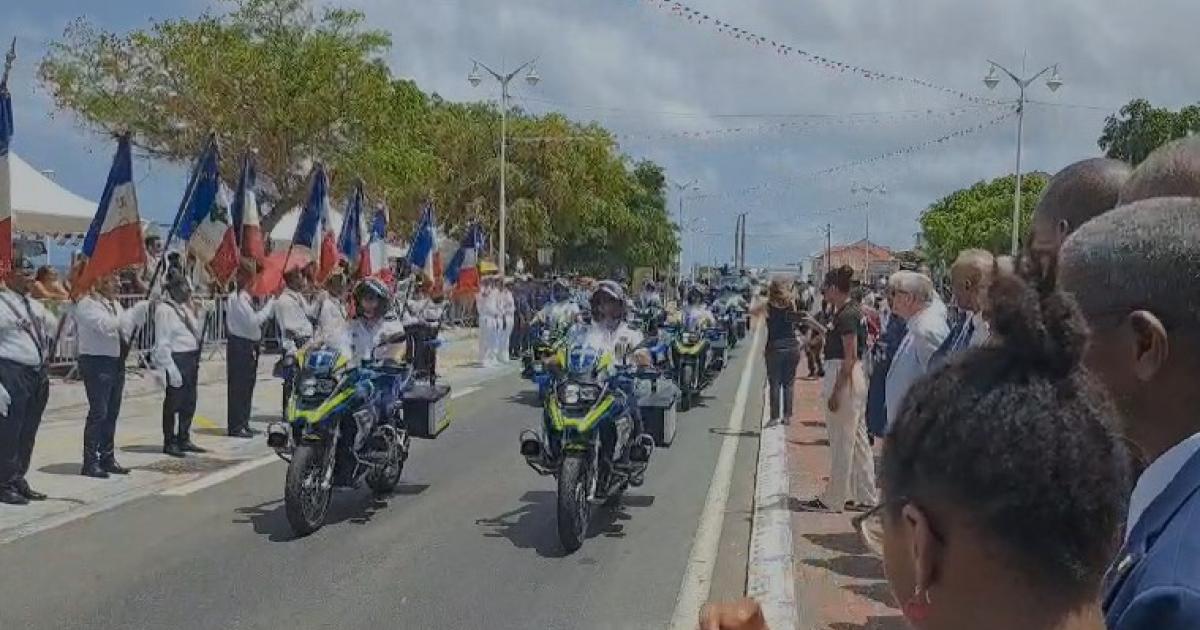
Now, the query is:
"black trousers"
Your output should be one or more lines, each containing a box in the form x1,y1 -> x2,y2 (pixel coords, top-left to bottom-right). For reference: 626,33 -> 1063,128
765,345 -> 801,420
163,351 -> 201,442
226,336 -> 259,433
79,354 -> 125,465
0,358 -> 49,488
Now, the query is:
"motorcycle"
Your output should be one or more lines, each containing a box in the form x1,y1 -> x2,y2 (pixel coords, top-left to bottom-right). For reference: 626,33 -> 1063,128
519,345 -> 655,553
712,301 -> 740,350
671,320 -> 726,412
266,333 -> 415,537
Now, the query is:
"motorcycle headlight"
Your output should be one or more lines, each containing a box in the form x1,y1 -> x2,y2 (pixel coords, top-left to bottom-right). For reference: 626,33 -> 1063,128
562,384 -> 581,405
541,330 -> 551,342
682,332 -> 698,344
300,378 -> 317,397
315,378 -> 335,394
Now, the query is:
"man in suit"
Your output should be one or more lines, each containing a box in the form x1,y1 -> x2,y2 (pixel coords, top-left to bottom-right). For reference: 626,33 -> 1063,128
930,249 -> 993,368
1058,197 -> 1200,629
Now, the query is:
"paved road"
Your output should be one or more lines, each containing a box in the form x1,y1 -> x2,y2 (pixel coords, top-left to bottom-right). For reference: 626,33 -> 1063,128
0,346 -> 765,630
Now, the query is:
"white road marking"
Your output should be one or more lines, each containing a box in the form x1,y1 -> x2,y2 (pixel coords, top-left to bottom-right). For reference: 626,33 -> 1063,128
450,385 -> 480,400
160,454 -> 280,497
669,322 -> 763,629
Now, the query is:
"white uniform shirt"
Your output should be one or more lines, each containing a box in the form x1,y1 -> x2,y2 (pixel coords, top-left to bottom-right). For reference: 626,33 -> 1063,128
347,315 -> 406,366
311,292 -> 348,339
74,295 -> 150,357
538,301 -> 581,330
0,289 -> 58,367
226,291 -> 276,342
153,300 -> 209,356
402,297 -> 445,327
570,321 -> 644,359
476,289 -> 497,320
682,305 -> 716,330
275,289 -> 315,340
497,289 -> 516,319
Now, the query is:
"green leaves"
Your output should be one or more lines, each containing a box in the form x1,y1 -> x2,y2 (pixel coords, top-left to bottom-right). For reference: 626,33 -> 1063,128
36,0 -> 679,274
1099,98 -> 1200,165
919,173 -> 1047,269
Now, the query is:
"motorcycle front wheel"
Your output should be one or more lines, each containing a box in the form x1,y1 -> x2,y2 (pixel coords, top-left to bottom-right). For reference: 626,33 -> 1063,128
557,454 -> 591,553
677,363 -> 695,412
366,446 -> 405,495
285,444 -> 332,537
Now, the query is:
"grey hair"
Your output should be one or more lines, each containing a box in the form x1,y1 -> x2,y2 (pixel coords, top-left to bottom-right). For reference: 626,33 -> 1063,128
1058,196 -> 1200,334
888,270 -> 935,304
951,248 -> 996,284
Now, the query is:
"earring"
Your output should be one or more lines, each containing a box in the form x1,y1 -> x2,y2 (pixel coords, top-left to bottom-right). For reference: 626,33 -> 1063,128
902,587 -> 933,622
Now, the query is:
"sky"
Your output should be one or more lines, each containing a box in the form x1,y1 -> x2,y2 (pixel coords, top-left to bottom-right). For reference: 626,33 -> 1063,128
7,0 -> 1200,269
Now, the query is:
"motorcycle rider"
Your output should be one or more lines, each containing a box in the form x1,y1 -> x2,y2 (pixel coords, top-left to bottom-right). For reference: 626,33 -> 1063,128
637,280 -> 663,310
562,281 -> 653,461
347,277 -> 406,367
533,278 -> 582,332
681,284 -> 718,331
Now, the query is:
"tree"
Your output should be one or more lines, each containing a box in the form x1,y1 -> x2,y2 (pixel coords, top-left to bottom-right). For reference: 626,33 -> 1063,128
1098,98 -> 1200,165
919,173 -> 1048,269
38,0 -> 432,229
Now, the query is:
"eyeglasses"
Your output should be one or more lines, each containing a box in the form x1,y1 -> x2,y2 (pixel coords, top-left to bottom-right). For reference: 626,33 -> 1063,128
850,496 -> 907,557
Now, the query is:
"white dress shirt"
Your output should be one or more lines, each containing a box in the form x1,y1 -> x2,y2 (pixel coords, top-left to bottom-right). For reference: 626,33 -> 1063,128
275,290 -> 315,340
0,289 -> 59,367
1126,431 -> 1200,541
226,290 -> 276,342
74,295 -> 151,357
570,321 -> 644,359
885,305 -> 950,429
153,300 -> 208,356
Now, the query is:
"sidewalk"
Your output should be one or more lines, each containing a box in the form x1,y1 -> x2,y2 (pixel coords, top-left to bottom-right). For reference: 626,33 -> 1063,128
786,377 -> 903,630
0,328 -> 505,544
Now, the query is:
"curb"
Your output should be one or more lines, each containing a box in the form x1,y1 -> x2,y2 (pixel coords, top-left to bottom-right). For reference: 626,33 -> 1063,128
747,389 -> 799,629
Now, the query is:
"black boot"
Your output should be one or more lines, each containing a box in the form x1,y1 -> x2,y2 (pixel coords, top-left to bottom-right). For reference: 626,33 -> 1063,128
164,437 -> 185,458
178,436 -> 207,454
81,461 -> 110,479
101,457 -> 131,475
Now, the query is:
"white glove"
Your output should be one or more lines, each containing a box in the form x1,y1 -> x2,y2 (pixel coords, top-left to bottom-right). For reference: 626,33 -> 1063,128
167,366 -> 183,389
0,382 -> 9,417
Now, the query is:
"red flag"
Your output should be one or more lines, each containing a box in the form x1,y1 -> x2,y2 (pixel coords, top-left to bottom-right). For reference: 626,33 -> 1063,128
72,136 -> 146,297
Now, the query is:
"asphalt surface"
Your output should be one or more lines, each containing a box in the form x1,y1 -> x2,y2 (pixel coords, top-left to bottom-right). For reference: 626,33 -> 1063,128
0,346 -> 765,630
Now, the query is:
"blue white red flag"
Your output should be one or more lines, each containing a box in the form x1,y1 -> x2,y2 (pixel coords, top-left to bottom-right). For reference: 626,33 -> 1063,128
182,137 -> 238,283
230,152 -> 264,263
445,222 -> 485,291
366,207 -> 388,277
337,181 -> 365,275
407,202 -> 442,290
72,135 -> 145,297
0,52 -> 15,278
291,163 -> 327,254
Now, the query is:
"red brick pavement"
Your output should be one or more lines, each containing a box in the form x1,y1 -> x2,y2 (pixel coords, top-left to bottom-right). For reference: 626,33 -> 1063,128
787,375 -> 905,630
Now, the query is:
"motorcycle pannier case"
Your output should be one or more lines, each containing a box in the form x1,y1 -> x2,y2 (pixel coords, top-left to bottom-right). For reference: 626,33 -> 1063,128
403,382 -> 452,439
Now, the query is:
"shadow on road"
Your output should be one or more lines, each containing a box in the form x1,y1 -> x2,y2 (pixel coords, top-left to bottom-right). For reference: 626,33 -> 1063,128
233,483 -> 428,542
505,390 -> 543,408
475,490 -> 656,558
121,444 -> 167,454
37,463 -> 83,476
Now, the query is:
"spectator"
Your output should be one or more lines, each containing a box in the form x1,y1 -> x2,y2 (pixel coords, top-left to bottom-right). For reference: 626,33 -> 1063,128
930,249 -> 994,368
30,266 -> 69,302
1058,197 -> 1200,629
855,270 -> 1130,630
1028,157 -> 1130,278
749,277 -> 806,424
883,271 -> 949,435
866,304 -> 906,440
1117,135 -> 1200,204
799,265 -> 875,513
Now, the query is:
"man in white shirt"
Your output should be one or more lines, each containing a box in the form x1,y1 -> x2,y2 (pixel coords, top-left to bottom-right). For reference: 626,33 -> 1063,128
497,278 -> 516,365
883,271 -> 949,434
75,272 -> 151,477
311,272 -> 348,340
225,261 -> 276,439
275,269 -> 315,415
0,257 -> 58,505
153,270 -> 211,458
476,277 -> 499,367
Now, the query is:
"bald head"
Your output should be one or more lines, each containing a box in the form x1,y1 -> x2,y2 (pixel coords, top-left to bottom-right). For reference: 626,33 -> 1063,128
1035,158 -> 1132,232
1119,135 -> 1200,204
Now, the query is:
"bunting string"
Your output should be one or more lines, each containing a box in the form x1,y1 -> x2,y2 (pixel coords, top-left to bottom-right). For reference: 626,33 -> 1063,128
644,0 -> 999,106
691,107 -> 1018,202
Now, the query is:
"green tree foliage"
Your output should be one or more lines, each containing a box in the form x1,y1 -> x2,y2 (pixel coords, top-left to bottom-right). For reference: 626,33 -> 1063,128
1098,98 -> 1200,165
36,0 -> 677,274
919,173 -> 1048,269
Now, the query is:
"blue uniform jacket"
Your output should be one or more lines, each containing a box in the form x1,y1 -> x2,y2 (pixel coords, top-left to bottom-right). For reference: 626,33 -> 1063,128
1103,448 -> 1200,629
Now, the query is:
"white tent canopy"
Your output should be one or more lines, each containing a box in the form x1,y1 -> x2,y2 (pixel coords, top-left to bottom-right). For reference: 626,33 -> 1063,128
8,152 -> 98,235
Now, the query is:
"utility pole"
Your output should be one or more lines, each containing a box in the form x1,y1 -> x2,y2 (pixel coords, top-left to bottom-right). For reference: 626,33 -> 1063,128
824,223 -> 832,280
739,212 -> 748,270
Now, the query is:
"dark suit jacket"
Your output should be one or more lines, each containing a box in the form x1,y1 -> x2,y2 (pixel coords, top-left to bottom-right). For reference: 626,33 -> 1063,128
1104,448 -> 1200,629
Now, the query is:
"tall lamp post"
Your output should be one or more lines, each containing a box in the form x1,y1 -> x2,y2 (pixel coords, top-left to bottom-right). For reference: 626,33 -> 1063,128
671,179 -> 699,282
850,183 -> 887,283
469,58 -> 541,277
983,59 -> 1063,256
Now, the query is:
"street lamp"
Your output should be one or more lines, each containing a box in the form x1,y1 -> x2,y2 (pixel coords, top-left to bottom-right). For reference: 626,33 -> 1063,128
468,58 -> 541,277
851,183 -> 887,282
672,179 -> 699,281
983,59 -> 1063,256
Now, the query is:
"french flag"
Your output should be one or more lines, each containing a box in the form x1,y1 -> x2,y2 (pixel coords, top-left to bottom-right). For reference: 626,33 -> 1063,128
181,138 -> 238,283
72,135 -> 146,297
365,206 -> 388,277
230,152 -> 264,264
337,181 -> 365,276
445,222 -> 484,292
291,163 -> 327,263
406,202 -> 442,292
0,57 -> 14,278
